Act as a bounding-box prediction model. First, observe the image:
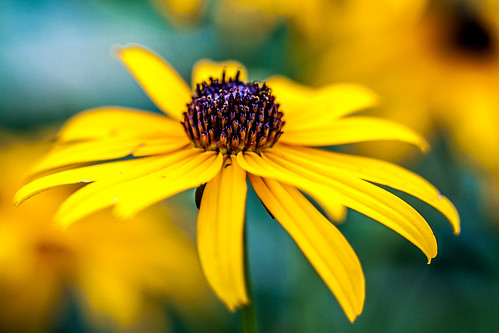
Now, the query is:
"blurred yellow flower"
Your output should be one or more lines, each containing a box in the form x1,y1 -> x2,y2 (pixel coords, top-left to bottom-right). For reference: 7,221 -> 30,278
1,136 -> 212,332
312,0 -> 499,209
237,0 -> 499,206
16,46 -> 459,322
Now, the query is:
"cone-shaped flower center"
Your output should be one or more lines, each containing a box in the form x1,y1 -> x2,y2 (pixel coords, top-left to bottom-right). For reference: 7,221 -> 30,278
182,71 -> 285,155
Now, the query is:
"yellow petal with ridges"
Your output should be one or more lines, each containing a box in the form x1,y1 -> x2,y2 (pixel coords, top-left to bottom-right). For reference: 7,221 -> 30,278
115,45 -> 192,120
31,136 -> 189,175
266,76 -> 378,132
15,156 -> 165,206
307,193 -> 347,223
238,151 -> 438,262
131,139 -> 190,157
191,59 -> 248,89
114,151 -> 223,218
280,116 -> 429,152
197,155 -> 248,311
32,138 -> 155,175
249,150 -> 346,222
54,148 -> 204,228
57,107 -> 186,143
283,84 -> 378,132
275,144 -> 460,234
249,175 -> 364,322
262,151 -> 438,261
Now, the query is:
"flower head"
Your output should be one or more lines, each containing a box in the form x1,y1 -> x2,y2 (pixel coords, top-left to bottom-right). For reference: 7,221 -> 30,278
182,71 -> 284,154
16,45 -> 460,322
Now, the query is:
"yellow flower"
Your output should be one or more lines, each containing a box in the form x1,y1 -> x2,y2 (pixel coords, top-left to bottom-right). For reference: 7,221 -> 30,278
16,46 -> 460,322
2,137 -> 212,331
300,0 -> 499,206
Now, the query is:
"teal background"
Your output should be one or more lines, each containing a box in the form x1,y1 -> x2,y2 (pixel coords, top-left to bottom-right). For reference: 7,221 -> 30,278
1,0 -> 498,332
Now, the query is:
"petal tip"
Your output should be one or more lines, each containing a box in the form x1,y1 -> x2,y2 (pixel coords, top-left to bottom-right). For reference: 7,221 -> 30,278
347,314 -> 359,323
112,44 -> 145,58
52,215 -> 72,231
419,139 -> 431,153
13,187 -> 37,207
426,250 -> 437,264
12,193 -> 23,207
346,304 -> 364,323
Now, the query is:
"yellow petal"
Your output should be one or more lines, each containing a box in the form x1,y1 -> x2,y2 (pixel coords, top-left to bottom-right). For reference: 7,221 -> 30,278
114,151 -> 223,218
313,196 -> 348,223
264,150 -> 438,261
15,156 -> 165,206
238,151 -> 346,215
31,136 -> 189,175
265,76 -> 314,114
54,148 -> 204,228
275,144 -> 460,234
284,84 -> 378,132
131,139 -> 191,157
266,76 -> 377,132
248,175 -> 364,322
191,59 -> 248,88
238,151 -> 438,262
32,138 -> 154,175
115,45 -> 192,120
280,116 -> 429,152
197,155 -> 248,311
57,107 -> 186,143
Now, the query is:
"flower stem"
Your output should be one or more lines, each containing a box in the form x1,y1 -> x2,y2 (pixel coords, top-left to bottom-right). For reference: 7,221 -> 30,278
240,223 -> 258,333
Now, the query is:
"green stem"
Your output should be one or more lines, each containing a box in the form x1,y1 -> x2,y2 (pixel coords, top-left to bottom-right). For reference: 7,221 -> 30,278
240,223 -> 258,333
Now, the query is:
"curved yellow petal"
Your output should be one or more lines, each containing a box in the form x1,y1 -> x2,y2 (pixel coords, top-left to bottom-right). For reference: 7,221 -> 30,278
191,59 -> 248,88
266,76 -> 378,132
14,156 -> 166,206
31,138 -> 156,175
115,45 -> 192,120
197,155 -> 248,311
265,75 -> 314,119
30,136 -> 189,175
280,116 -> 429,152
248,175 -> 364,322
237,151 -> 438,262
57,107 -> 186,143
263,151 -> 438,261
114,151 -> 223,218
275,144 -> 460,234
53,148 -> 204,228
314,196 -> 348,223
132,139 -> 191,157
283,84 -> 378,132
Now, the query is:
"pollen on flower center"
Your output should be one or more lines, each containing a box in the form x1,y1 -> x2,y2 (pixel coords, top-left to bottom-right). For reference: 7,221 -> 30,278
181,71 -> 285,155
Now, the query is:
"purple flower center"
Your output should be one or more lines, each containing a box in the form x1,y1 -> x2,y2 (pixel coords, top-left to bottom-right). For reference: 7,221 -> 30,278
182,71 -> 285,154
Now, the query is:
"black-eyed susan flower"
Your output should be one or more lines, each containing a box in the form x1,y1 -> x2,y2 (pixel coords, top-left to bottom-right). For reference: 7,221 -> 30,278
15,45 -> 460,322
1,136 -> 214,332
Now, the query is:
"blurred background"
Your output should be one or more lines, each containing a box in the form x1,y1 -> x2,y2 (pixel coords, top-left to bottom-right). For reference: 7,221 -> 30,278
1,0 -> 498,332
